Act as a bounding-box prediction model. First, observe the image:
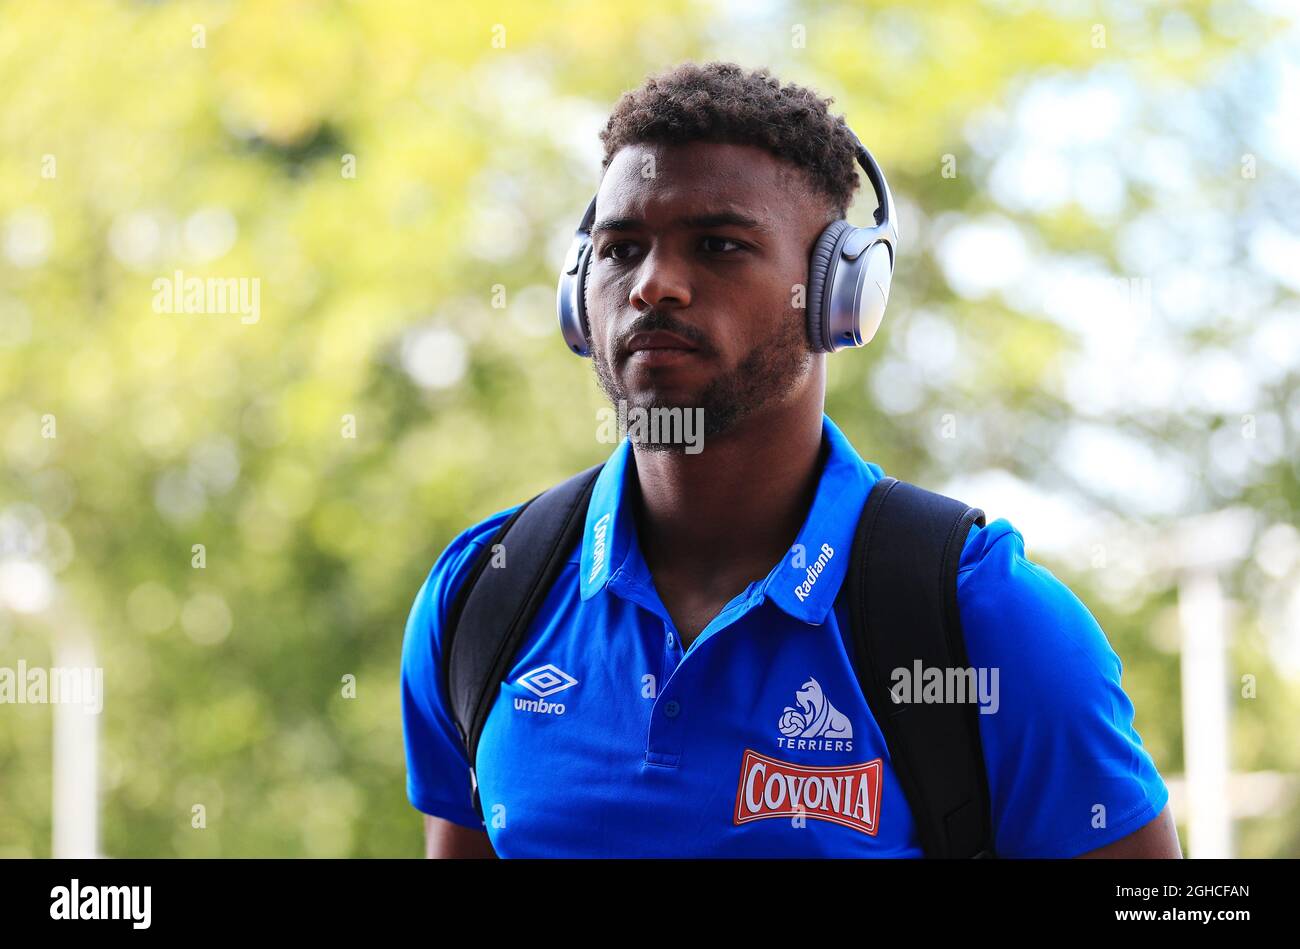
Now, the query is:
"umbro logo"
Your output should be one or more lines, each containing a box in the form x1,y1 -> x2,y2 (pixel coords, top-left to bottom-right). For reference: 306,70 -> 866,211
517,663 -> 578,697
514,663 -> 577,716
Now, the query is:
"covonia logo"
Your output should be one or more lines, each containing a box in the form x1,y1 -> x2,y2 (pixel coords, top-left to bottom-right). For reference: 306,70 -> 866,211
733,749 -> 882,836
588,512 -> 611,585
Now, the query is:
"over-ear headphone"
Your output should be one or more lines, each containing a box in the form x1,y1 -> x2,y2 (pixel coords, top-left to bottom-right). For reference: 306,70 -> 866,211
556,127 -> 897,356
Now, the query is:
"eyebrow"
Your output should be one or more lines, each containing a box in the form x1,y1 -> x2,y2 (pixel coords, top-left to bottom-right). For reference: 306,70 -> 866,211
590,210 -> 772,236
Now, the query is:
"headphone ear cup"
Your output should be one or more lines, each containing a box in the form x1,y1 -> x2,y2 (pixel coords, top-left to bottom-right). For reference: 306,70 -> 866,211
855,241 -> 893,346
804,220 -> 851,353
557,238 -> 594,356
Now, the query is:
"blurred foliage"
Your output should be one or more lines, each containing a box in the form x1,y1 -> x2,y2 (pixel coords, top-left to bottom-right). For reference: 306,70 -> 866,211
0,0 -> 1296,857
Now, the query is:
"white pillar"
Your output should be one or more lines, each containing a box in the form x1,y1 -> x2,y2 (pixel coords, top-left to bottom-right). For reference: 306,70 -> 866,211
51,630 -> 98,858
1178,569 -> 1231,858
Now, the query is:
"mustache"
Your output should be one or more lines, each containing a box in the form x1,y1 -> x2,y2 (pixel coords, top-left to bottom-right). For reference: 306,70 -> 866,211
617,310 -> 709,355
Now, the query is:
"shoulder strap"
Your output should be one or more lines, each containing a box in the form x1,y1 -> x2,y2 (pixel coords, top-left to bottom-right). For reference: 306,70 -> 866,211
442,463 -> 604,822
846,476 -> 995,858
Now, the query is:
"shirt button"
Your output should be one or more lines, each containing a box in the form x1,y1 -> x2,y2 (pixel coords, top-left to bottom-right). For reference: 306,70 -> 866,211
666,631 -> 675,647
664,700 -> 681,718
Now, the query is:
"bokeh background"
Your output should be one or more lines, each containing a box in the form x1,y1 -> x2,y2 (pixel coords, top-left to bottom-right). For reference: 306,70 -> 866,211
1,0 -> 1297,858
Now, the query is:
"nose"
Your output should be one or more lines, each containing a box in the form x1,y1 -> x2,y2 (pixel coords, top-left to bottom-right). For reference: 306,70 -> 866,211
629,246 -> 692,312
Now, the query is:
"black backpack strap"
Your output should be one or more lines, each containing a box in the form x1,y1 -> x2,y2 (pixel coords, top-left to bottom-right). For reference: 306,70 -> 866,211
846,476 -> 995,858
441,463 -> 604,822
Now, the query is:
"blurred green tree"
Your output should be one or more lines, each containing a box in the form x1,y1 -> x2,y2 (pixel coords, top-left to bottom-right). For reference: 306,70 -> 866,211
0,0 -> 1295,857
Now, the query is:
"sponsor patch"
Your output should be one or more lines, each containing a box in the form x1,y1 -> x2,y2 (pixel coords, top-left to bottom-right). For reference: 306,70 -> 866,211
733,749 -> 881,836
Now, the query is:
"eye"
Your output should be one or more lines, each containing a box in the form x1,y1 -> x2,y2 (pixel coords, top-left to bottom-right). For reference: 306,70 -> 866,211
701,236 -> 745,254
601,241 -> 640,262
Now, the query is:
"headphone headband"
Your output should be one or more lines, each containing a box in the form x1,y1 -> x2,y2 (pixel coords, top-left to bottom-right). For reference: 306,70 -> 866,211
847,132 -> 897,242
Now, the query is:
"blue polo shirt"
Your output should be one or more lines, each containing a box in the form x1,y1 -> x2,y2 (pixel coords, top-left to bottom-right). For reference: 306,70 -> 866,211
401,414 -> 1169,857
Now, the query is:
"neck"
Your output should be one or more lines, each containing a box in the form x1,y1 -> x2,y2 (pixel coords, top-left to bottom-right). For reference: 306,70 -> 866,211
629,395 -> 827,579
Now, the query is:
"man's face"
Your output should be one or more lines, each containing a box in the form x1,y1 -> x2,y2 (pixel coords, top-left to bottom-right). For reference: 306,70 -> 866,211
585,141 -> 832,445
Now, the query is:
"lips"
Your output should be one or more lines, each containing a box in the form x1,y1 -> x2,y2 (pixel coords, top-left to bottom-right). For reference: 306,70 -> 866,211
625,330 -> 699,355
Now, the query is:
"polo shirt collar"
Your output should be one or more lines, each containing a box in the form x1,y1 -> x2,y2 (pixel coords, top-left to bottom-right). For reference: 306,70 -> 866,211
578,414 -> 882,625
579,435 -> 636,599
761,414 -> 881,624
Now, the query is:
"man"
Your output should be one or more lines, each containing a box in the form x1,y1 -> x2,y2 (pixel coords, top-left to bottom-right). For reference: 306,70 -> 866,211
401,62 -> 1180,858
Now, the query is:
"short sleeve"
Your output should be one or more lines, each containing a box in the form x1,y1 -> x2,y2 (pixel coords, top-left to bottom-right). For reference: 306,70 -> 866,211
400,506 -> 521,828
956,518 -> 1171,858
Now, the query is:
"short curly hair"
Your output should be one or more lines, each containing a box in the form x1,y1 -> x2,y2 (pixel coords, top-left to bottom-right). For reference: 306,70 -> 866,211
599,61 -> 862,219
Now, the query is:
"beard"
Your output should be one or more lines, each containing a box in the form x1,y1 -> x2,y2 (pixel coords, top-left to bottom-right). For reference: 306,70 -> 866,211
590,307 -> 815,452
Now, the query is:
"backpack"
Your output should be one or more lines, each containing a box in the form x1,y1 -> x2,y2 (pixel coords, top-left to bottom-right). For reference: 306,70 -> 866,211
441,464 -> 996,858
